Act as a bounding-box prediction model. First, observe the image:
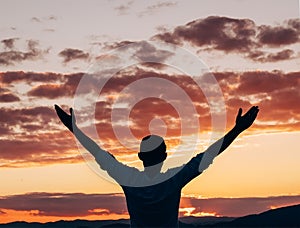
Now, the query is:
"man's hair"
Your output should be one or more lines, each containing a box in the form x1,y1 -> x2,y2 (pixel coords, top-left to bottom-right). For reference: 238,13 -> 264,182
138,135 -> 167,167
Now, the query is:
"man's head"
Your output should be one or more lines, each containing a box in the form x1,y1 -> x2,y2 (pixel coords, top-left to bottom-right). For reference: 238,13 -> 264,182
138,135 -> 167,167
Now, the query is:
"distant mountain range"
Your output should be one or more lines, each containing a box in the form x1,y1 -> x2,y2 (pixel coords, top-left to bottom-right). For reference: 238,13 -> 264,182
211,203 -> 300,227
0,204 -> 299,227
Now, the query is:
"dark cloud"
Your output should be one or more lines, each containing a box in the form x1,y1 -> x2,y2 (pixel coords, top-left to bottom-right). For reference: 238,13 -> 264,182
258,88 -> 300,122
247,49 -> 295,62
0,71 -> 84,99
134,41 -> 174,62
247,49 -> 295,63
129,97 -> 181,136
233,71 -> 298,95
98,66 -> 202,98
101,40 -> 174,64
0,71 -> 63,84
181,195 -> 300,217
28,84 -> 71,99
0,106 -> 56,128
0,125 -> 10,135
154,16 -> 256,52
257,19 -> 300,46
215,70 -> 300,128
102,40 -> 136,50
0,192 -> 127,217
0,106 -> 81,167
0,131 -> 81,168
213,70 -> 299,98
265,49 -> 294,62
287,18 -> 300,30
1,38 -> 18,50
0,93 -> 20,102
59,48 -> 89,63
27,72 -> 84,99
153,16 -> 300,62
0,192 -> 299,218
0,40 -> 48,66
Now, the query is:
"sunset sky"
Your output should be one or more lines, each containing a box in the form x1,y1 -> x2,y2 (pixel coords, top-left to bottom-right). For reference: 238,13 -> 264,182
0,0 -> 300,223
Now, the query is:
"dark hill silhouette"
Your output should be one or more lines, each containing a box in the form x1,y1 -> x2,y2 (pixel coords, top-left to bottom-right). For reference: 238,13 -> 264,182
211,204 -> 300,227
0,204 -> 299,227
0,219 -> 131,228
0,219 -> 193,227
180,216 -> 235,226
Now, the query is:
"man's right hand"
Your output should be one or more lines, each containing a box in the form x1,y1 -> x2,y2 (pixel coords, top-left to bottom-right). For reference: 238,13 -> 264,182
54,104 -> 75,132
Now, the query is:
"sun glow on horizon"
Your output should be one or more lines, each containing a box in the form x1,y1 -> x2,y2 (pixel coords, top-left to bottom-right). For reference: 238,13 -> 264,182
179,207 -> 218,217
0,209 -> 129,224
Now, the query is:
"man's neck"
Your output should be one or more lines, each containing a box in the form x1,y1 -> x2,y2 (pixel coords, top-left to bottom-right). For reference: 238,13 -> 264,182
144,163 -> 163,178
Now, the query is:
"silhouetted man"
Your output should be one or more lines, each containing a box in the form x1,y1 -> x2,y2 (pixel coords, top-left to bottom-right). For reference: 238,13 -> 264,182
55,104 -> 259,227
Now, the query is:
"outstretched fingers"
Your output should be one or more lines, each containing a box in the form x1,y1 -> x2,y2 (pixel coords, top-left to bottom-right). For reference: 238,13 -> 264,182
252,106 -> 259,118
238,108 -> 243,117
54,105 -> 74,132
247,106 -> 259,121
250,106 -> 259,114
55,104 -> 66,116
245,106 -> 259,116
54,104 -> 61,112
235,106 -> 259,131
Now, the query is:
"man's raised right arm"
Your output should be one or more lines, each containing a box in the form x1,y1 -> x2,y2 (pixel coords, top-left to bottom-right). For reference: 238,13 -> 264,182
54,105 -> 109,159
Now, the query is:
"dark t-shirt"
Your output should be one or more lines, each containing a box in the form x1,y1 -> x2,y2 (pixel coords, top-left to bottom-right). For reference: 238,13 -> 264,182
95,152 -> 204,227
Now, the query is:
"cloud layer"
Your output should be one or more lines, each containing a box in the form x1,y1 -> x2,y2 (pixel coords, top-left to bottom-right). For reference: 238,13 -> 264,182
1,16 -> 299,68
0,192 -> 299,221
0,66 -> 299,166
